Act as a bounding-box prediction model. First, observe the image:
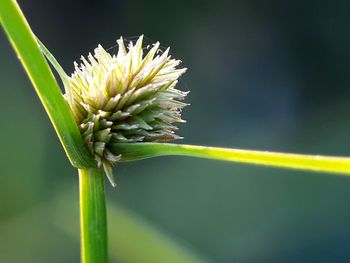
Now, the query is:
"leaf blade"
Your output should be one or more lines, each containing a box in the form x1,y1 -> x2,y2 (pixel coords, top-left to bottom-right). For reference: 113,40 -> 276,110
112,143 -> 350,175
0,0 -> 95,168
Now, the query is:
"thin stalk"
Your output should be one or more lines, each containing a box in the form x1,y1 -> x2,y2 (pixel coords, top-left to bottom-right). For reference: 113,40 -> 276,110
79,168 -> 108,263
0,0 -> 95,168
37,38 -> 71,89
112,143 -> 350,175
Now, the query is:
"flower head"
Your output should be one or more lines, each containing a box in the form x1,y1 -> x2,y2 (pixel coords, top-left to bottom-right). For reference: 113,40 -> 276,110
65,35 -> 188,186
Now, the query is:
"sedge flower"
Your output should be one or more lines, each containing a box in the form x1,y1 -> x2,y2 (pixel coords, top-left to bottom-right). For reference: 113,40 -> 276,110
65,35 -> 188,186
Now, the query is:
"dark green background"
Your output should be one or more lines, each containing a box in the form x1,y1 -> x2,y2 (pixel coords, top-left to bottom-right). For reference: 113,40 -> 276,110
1,0 -> 350,262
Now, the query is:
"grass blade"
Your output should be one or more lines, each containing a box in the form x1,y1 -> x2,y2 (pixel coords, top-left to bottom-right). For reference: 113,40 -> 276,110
0,0 -> 95,168
36,38 -> 71,89
112,143 -> 350,175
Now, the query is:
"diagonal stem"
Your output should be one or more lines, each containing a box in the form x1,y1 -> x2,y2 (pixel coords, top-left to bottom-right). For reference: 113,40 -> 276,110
79,168 -> 108,263
0,0 -> 95,168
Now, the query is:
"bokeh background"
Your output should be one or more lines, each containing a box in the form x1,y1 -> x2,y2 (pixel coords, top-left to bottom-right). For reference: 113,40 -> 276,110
1,0 -> 350,262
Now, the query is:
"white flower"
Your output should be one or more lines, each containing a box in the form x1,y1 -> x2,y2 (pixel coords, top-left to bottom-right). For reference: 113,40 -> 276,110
65,35 -> 188,186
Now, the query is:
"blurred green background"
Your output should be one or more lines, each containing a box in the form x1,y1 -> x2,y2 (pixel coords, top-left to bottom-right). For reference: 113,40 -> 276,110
2,0 -> 350,262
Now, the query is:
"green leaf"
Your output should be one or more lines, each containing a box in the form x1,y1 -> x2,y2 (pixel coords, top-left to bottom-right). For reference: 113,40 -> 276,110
36,38 -> 71,89
112,143 -> 350,175
0,0 -> 95,168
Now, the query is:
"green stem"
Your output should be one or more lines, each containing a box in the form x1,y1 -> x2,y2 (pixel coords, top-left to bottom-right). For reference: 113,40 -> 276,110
112,143 -> 350,175
0,0 -> 95,168
79,168 -> 108,263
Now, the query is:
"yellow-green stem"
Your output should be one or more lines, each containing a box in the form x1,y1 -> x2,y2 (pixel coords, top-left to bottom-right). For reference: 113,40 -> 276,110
79,168 -> 108,263
112,143 -> 350,175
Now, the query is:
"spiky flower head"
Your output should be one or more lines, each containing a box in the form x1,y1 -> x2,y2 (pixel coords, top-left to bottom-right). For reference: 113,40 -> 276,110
65,35 -> 188,186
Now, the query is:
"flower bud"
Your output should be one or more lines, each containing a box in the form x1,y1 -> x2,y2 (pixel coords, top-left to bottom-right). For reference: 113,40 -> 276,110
65,35 -> 188,186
